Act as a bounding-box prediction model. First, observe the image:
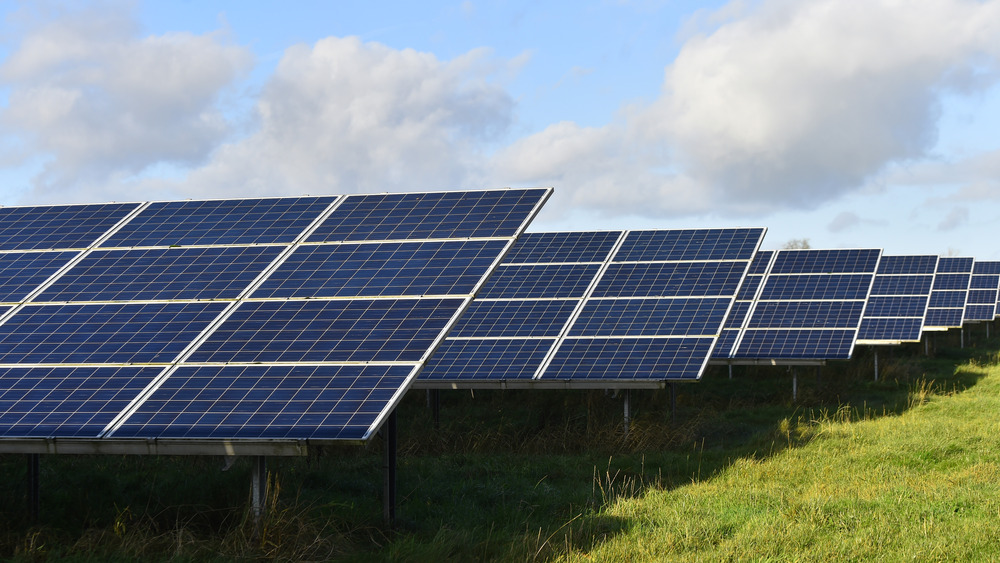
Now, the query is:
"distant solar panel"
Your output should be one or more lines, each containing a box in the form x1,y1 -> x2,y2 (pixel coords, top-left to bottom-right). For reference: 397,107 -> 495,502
924,257 -> 973,330
420,227 -> 766,386
965,261 -> 1000,321
0,188 -> 551,451
725,248 -> 881,362
711,250 -> 773,359
857,255 -> 937,344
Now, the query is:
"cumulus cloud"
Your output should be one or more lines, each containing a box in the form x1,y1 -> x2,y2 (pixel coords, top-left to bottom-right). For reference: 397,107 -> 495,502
495,0 -> 1000,217
937,206 -> 969,230
0,3 -> 252,199
172,36 -> 514,198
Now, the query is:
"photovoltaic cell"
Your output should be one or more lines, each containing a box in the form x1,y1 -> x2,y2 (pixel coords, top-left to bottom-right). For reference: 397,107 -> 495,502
769,249 -> 880,274
864,296 -> 928,317
449,300 -> 577,338
0,366 -> 163,437
544,337 -> 715,380
102,197 -> 336,247
870,276 -> 933,295
747,301 -> 864,329
0,302 -> 227,364
420,339 -> 555,381
309,189 -> 545,242
758,274 -> 872,300
252,240 -> 507,299
188,298 -> 465,364
613,228 -> 762,262
858,318 -> 923,341
593,261 -> 747,298
856,255 -> 936,344
37,246 -> 284,302
926,308 -> 964,327
478,264 -> 600,299
925,256 -> 972,329
877,255 -> 937,275
937,257 -> 975,273
112,364 -> 414,441
0,251 -> 78,303
503,231 -> 620,264
966,261 -> 1000,322
0,203 -> 139,251
568,298 -> 730,336
736,329 -> 855,360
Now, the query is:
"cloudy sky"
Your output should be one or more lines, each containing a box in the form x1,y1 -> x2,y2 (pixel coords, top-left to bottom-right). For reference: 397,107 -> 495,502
2,0 -> 1000,257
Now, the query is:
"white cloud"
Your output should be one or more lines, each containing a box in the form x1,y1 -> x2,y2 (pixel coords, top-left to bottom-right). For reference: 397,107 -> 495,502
0,3 -> 253,200
494,0 -> 1000,218
938,206 -> 969,230
172,36 -> 514,198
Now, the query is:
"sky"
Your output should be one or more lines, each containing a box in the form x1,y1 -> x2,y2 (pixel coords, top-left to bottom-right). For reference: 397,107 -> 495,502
2,0 -> 1000,257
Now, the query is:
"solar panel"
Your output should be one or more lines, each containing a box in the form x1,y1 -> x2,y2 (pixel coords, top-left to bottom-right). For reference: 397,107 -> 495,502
857,255 -> 937,344
0,188 -> 551,450
924,256 -> 973,330
726,249 -> 881,362
420,227 -> 766,386
0,202 -> 139,250
965,261 -> 1000,322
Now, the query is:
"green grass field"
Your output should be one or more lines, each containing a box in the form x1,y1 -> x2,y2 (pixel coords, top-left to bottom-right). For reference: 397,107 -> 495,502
2,327 -> 998,561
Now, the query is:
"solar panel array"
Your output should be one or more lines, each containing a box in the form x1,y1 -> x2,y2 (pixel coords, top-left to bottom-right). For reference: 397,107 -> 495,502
719,249 -> 882,362
924,257 -> 974,330
965,261 -> 1000,322
418,228 -> 765,386
0,189 -> 551,451
855,255 -> 938,345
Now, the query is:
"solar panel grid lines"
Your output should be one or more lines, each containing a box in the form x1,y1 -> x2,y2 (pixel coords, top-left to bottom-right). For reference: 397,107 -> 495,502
727,248 -> 881,362
965,261 -> 1000,322
924,256 -> 974,330
0,201 -> 145,251
857,255 -> 938,345
718,249 -> 777,360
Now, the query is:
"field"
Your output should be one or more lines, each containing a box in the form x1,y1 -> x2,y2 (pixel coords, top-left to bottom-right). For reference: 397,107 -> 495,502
1,326 -> 998,561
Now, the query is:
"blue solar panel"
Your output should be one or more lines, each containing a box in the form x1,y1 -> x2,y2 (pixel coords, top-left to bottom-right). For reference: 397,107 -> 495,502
102,197 -> 336,247
0,251 -> 78,302
251,240 -> 507,299
864,296 -> 928,317
593,262 -> 747,298
723,301 -> 752,328
759,274 -> 872,300
858,318 -> 923,341
736,275 -> 764,300
37,246 -> 283,302
188,298 -> 464,364
969,275 -> 1000,290
544,337 -> 714,380
966,289 -> 997,304
928,291 -> 967,308
309,189 -> 548,242
419,339 -> 554,380
0,203 -> 139,251
973,261 -> 1000,275
925,308 -> 964,327
478,264 -> 600,299
747,251 -> 774,275
933,274 -> 971,290
0,366 -> 163,437
937,257 -> 974,273
876,255 -> 938,275
711,330 -> 740,358
613,228 -> 764,262
0,302 -> 227,364
111,364 -> 414,441
769,249 -> 880,274
965,304 -> 995,321
747,301 -> 865,329
503,231 -> 620,264
870,276 -> 933,295
450,300 -> 577,338
568,298 -> 730,336
734,329 -> 855,360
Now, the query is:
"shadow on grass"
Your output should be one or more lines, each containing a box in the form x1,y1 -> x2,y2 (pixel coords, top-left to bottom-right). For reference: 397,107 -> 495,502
0,325 -> 996,561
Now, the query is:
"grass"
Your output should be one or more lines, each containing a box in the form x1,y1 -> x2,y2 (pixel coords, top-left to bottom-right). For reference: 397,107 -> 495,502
1,326 -> 998,560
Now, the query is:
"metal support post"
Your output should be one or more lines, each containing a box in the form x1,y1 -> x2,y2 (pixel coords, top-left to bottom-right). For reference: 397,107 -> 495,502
874,349 -> 879,382
27,454 -> 39,524
961,328 -> 965,349
728,364 -> 733,380
431,389 -> 441,430
815,365 -> 821,388
791,368 -> 798,403
669,383 -> 677,425
251,456 -> 267,526
383,410 -> 398,527
623,389 -> 631,435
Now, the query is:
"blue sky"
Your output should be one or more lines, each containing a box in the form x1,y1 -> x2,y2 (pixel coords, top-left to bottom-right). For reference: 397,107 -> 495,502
2,0 -> 1000,257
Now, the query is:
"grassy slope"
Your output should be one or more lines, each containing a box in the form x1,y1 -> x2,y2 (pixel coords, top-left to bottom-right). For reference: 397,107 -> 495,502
568,355 -> 1000,561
